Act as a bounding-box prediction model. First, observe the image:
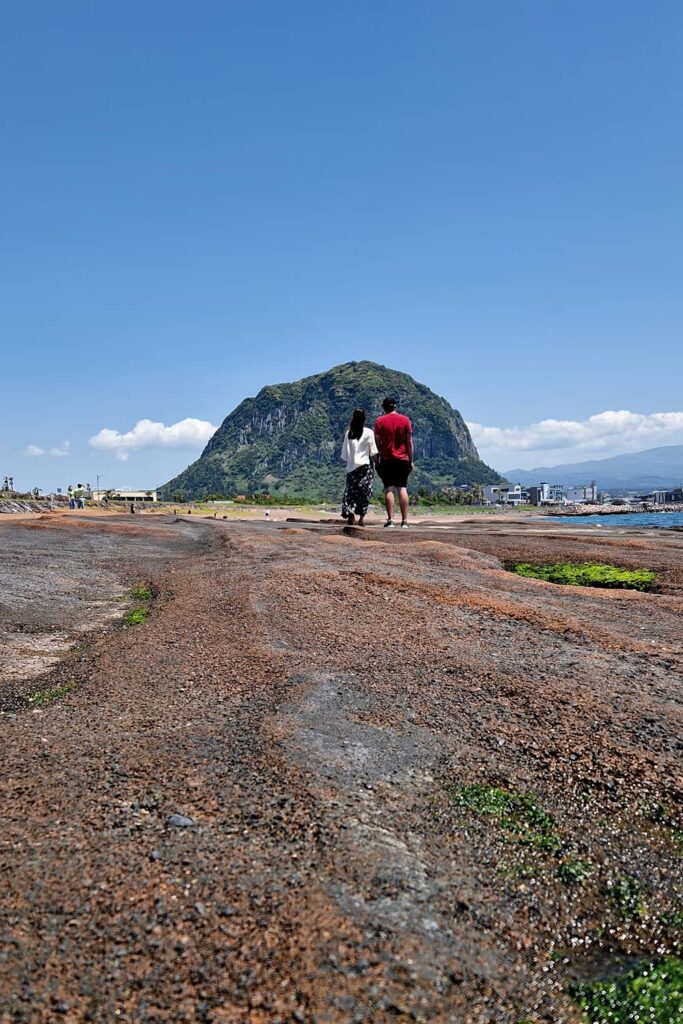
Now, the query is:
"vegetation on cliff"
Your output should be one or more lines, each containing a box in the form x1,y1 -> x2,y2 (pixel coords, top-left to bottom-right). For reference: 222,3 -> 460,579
161,362 -> 501,500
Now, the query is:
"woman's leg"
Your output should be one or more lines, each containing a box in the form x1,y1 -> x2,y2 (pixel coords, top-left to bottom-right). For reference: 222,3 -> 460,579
341,472 -> 356,523
357,466 -> 373,526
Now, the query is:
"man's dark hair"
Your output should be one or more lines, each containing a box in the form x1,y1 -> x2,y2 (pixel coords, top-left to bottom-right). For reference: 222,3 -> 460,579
382,397 -> 397,412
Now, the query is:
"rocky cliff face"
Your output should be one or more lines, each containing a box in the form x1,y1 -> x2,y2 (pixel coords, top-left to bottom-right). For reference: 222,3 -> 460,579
161,361 -> 501,500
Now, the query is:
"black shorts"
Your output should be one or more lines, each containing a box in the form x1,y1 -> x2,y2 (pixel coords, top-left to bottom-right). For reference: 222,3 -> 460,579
378,458 -> 412,489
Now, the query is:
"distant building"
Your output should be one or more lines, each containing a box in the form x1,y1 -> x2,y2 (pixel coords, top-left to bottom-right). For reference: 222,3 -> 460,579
565,481 -> 598,504
483,483 -> 529,506
642,488 -> 683,505
92,488 -> 158,503
527,482 -> 565,506
635,490 -> 667,504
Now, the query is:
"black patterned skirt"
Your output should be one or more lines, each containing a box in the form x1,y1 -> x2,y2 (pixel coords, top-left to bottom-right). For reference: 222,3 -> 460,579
342,464 -> 374,518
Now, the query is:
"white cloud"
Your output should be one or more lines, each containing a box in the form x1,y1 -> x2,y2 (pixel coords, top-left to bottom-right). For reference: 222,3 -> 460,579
24,442 -> 70,458
468,410 -> 683,469
89,418 -> 217,461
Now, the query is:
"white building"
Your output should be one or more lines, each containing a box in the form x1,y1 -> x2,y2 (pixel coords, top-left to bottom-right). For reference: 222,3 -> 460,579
483,484 -> 529,506
527,482 -> 565,505
566,481 -> 597,503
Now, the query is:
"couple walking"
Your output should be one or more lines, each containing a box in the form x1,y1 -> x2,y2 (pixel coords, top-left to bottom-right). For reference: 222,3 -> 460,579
341,397 -> 413,528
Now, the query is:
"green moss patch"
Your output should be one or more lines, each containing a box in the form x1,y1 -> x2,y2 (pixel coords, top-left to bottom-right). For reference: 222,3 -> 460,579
124,606 -> 150,626
643,801 -> 683,852
450,784 -> 560,852
130,582 -> 153,601
611,875 -> 647,921
556,857 -> 591,886
571,955 -> 682,1023
28,680 -> 76,707
511,561 -> 658,592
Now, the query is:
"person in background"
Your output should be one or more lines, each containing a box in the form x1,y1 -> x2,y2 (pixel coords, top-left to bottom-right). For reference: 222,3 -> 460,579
373,397 -> 413,528
341,408 -> 378,526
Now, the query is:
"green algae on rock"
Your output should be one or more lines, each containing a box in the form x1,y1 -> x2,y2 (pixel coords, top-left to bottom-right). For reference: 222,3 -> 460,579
450,784 -> 560,852
611,874 -> 647,922
27,680 -> 76,706
511,561 -> 658,591
571,955 -> 683,1023
124,606 -> 150,626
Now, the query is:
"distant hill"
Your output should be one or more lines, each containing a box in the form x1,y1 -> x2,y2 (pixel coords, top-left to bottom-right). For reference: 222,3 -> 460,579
161,361 -> 501,500
504,444 -> 683,493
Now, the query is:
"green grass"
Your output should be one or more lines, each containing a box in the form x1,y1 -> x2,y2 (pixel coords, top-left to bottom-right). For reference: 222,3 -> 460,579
659,910 -> 683,929
611,875 -> 647,921
450,784 -> 560,852
130,582 -> 153,601
511,561 -> 658,592
27,680 -> 76,706
571,956 -> 683,1023
643,801 -> 683,851
556,857 -> 591,886
124,606 -> 150,626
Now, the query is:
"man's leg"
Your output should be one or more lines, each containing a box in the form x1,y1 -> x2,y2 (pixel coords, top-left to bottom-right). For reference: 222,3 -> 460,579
384,487 -> 395,521
398,487 -> 409,523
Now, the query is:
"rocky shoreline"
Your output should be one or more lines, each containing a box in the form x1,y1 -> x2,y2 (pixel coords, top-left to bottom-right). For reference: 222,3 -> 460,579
0,497 -> 67,514
545,502 -> 683,516
1,513 -> 681,1022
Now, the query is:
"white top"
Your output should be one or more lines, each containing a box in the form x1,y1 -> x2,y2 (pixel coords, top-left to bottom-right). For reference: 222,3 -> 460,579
341,427 -> 378,473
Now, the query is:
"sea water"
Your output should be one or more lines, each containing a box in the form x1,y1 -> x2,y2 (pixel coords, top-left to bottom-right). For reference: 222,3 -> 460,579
549,512 -> 683,529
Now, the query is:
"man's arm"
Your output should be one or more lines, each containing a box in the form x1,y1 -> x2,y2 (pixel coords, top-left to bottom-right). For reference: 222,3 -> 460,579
405,421 -> 417,468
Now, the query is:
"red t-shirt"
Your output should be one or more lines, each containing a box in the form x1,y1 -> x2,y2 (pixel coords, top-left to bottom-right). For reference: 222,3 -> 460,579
374,412 -> 412,461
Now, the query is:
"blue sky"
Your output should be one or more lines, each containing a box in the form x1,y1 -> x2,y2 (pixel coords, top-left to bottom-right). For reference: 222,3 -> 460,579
2,1 -> 682,490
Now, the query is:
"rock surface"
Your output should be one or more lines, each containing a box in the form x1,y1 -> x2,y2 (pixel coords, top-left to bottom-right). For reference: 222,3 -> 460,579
1,513 -> 681,1022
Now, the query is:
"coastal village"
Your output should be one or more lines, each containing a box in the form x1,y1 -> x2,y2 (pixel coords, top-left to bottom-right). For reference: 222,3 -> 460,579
2,475 -> 683,513
483,479 -> 683,508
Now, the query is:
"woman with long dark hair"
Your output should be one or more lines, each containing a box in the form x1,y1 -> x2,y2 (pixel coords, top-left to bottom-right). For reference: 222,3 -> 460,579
340,408 -> 378,525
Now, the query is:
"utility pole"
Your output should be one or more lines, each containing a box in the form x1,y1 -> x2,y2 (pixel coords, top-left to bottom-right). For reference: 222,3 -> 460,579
96,474 -> 105,499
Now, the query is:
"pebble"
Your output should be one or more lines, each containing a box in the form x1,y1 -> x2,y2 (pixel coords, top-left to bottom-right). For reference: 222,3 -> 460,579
167,813 -> 194,828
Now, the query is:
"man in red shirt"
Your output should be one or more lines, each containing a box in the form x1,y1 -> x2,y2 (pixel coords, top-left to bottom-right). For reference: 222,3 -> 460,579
373,397 -> 414,528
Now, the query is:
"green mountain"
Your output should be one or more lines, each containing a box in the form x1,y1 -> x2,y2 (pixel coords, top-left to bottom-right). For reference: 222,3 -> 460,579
160,361 -> 501,500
